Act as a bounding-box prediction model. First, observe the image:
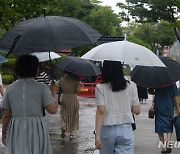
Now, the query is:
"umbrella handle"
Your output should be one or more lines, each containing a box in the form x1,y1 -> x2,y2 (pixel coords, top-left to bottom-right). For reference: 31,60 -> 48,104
49,52 -> 54,81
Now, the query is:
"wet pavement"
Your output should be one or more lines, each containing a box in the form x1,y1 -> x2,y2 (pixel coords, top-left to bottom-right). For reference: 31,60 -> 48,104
0,96 -> 180,154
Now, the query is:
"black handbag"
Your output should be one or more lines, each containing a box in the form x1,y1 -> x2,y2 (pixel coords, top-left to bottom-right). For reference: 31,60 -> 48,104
148,107 -> 155,119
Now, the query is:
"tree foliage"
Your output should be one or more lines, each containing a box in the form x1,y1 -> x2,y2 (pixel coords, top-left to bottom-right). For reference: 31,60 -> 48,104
0,0 -> 48,31
123,21 -> 176,51
0,0 -> 122,36
118,0 -> 179,44
117,0 -> 180,25
83,6 -> 122,36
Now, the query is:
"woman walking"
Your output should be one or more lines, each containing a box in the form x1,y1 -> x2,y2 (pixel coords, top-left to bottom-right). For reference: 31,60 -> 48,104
95,60 -> 140,154
1,55 -> 59,154
58,72 -> 80,139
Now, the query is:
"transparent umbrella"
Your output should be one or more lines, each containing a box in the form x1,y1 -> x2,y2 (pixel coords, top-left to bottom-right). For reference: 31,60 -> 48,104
81,41 -> 165,67
169,40 -> 180,63
31,52 -> 61,62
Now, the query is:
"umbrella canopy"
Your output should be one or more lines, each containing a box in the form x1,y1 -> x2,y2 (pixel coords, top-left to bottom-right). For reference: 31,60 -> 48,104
31,52 -> 61,62
0,16 -> 101,55
130,56 -> 180,88
81,41 -> 165,67
55,56 -> 100,77
0,55 -> 7,63
169,40 -> 180,63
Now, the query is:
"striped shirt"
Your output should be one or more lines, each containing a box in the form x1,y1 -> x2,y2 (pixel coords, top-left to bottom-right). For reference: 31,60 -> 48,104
35,72 -> 50,85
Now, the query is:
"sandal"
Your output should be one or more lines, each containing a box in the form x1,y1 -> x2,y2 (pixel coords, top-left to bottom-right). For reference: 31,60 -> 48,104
165,148 -> 172,153
161,148 -> 166,153
61,128 -> 66,138
69,135 -> 75,140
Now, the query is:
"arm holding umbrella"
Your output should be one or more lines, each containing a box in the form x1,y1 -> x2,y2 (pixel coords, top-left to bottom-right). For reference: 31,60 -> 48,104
47,82 -> 59,113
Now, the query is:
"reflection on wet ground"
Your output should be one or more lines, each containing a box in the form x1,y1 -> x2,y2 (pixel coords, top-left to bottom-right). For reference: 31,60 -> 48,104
48,97 -> 98,154
1,96 -> 179,154
0,97 -> 98,154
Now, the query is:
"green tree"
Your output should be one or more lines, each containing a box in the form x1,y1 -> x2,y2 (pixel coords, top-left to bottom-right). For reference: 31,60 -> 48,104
123,21 -> 176,52
0,0 -> 47,31
117,0 -> 180,40
83,6 -> 122,36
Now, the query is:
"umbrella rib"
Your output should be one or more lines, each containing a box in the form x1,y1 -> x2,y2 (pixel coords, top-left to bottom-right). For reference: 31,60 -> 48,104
64,18 -> 96,43
46,17 -> 57,52
20,18 -> 40,52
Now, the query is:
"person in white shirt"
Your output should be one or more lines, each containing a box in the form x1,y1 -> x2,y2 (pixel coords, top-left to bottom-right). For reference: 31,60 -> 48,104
94,60 -> 140,154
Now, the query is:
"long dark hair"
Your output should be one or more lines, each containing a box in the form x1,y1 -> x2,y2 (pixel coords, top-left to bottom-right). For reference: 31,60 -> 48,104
102,60 -> 128,91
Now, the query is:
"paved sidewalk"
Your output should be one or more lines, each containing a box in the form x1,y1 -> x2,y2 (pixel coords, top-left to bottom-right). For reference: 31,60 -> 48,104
134,101 -> 179,154
0,95 -> 179,154
49,96 -> 179,154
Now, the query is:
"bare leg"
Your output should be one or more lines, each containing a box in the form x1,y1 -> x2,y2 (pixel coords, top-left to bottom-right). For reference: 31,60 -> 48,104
166,133 -> 172,141
158,133 -> 166,152
165,133 -> 172,153
60,109 -> 66,138
158,133 -> 165,143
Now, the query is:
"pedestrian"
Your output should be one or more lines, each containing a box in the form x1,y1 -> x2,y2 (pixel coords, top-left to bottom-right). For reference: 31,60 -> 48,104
58,71 -> 80,139
153,84 -> 180,153
1,55 -> 59,154
35,63 -> 50,86
35,63 -> 51,116
137,85 -> 148,104
94,60 -> 140,154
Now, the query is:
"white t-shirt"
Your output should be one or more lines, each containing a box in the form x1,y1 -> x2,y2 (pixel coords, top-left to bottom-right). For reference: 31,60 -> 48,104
95,81 -> 139,125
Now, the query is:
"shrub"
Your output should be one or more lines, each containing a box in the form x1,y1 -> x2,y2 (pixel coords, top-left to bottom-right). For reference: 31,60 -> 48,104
0,59 -> 16,75
2,75 -> 14,85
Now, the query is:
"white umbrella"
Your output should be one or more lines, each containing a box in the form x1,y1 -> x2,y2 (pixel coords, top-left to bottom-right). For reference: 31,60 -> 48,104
32,52 -> 61,62
81,41 -> 165,67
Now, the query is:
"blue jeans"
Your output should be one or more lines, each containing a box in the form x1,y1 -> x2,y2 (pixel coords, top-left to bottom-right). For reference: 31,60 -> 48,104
100,124 -> 134,154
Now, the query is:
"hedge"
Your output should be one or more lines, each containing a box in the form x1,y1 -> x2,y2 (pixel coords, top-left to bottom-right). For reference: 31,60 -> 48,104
0,59 -> 16,76
2,75 -> 14,85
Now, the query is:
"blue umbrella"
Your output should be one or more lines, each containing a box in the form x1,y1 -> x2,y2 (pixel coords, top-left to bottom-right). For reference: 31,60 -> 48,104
0,55 -> 6,63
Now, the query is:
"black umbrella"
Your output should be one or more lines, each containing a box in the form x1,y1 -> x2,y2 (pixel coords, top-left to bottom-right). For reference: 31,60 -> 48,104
130,56 -> 180,88
55,56 -> 100,77
0,16 -> 101,55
